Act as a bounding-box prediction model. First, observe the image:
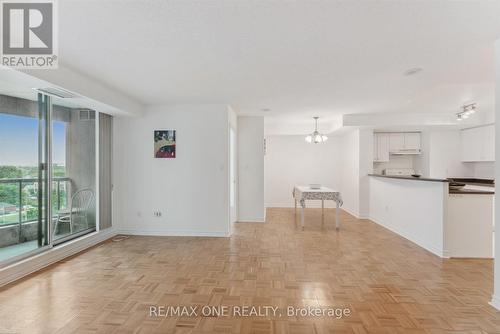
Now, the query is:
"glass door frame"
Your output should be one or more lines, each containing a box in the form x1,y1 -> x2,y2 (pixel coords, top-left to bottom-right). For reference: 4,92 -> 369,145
50,99 -> 100,245
41,93 -> 52,247
0,93 -> 100,268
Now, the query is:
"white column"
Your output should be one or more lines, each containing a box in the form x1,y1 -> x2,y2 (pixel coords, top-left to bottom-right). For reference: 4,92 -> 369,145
237,116 -> 265,222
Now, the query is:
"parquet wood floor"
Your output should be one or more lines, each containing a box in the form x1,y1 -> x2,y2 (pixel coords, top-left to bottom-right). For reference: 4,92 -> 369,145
0,208 -> 499,333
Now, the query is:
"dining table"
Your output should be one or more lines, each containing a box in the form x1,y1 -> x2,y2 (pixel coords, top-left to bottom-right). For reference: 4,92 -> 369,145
292,186 -> 343,230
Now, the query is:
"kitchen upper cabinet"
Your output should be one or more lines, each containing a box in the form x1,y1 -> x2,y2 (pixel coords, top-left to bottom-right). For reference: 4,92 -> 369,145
374,133 -> 389,162
483,125 -> 495,161
460,128 -> 478,161
374,132 -> 419,162
403,133 -> 421,150
378,134 -> 390,162
388,132 -> 421,154
389,133 -> 405,152
461,124 -> 495,162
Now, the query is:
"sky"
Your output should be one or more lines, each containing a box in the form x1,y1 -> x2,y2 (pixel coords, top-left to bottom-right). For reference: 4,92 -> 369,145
0,114 -> 66,166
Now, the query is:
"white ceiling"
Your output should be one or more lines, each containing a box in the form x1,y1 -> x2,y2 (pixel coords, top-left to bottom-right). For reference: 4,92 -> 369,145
55,0 -> 500,131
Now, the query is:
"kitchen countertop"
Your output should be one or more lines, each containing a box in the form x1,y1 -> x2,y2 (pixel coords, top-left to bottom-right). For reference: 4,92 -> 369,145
448,178 -> 494,194
369,174 -> 495,194
447,178 -> 495,188
449,188 -> 494,195
368,174 -> 448,182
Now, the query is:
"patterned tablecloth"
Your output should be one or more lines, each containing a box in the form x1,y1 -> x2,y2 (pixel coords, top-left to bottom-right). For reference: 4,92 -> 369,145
292,186 -> 343,229
293,186 -> 343,206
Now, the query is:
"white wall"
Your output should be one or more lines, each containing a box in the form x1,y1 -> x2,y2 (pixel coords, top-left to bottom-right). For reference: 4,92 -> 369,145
358,129 -> 373,218
264,129 -> 371,216
492,40 -> 500,310
112,104 -> 230,236
338,128 -> 373,218
339,130 -> 360,217
228,106 -> 238,129
428,130 -> 474,179
412,130 -> 431,177
371,129 -> 496,179
380,129 -> 490,180
372,130 -> 473,178
373,155 -> 415,174
228,106 -> 238,225
426,130 -> 494,179
264,135 -> 341,208
471,162 -> 495,179
369,176 -> 447,257
238,116 -> 265,222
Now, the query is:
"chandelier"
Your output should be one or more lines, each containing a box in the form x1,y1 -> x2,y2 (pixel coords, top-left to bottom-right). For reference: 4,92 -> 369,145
305,117 -> 328,143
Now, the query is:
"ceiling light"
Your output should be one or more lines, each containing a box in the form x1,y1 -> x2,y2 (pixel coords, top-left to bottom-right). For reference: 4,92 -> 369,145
456,103 -> 477,122
404,68 -> 423,76
305,117 -> 328,144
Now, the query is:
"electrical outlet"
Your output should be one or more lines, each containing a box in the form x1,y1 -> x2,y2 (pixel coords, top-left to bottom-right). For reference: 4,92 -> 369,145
153,211 -> 162,217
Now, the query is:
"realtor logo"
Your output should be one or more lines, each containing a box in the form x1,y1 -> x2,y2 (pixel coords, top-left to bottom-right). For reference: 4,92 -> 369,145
1,0 -> 57,68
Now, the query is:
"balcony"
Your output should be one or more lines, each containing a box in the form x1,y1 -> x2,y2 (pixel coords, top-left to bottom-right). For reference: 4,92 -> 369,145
0,177 -> 71,262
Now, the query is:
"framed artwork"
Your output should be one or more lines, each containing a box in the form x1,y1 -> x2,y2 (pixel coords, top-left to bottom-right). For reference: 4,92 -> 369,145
154,130 -> 176,158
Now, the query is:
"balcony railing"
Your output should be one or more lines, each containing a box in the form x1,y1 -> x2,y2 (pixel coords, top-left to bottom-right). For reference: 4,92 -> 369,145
0,177 -> 71,227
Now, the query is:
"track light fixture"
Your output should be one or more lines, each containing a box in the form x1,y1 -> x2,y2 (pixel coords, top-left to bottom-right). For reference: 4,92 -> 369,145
456,103 -> 477,121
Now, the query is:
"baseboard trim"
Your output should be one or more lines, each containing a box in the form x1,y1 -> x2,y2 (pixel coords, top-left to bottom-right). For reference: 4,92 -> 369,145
117,229 -> 230,237
490,294 -> 500,310
265,204 -> 339,209
340,207 -> 360,219
0,228 -> 117,287
236,220 -> 266,223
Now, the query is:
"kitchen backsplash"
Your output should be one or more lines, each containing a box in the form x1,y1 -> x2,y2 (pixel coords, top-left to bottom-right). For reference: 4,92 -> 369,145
373,155 -> 420,175
469,162 -> 495,179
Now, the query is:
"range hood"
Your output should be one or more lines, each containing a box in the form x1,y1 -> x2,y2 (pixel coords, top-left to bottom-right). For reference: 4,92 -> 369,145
390,148 -> 422,155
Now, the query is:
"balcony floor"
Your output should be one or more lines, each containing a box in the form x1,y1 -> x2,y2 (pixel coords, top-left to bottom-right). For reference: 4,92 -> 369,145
0,230 -> 75,263
0,240 -> 38,262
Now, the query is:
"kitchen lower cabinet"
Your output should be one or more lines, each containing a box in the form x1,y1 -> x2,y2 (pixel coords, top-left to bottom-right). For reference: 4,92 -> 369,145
445,193 -> 494,258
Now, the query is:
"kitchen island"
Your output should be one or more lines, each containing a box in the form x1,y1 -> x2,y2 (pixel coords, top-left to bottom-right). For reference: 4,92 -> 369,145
368,174 -> 494,258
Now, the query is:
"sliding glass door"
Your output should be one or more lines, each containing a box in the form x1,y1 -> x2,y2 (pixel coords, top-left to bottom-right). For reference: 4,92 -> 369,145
51,97 -> 96,244
0,93 -> 50,263
0,92 -> 97,265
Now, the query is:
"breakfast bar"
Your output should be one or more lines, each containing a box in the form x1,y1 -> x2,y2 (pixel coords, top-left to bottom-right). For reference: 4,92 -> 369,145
368,174 -> 494,258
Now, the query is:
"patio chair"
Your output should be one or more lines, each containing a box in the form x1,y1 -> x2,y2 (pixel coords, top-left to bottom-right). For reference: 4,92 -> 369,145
54,188 -> 94,237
